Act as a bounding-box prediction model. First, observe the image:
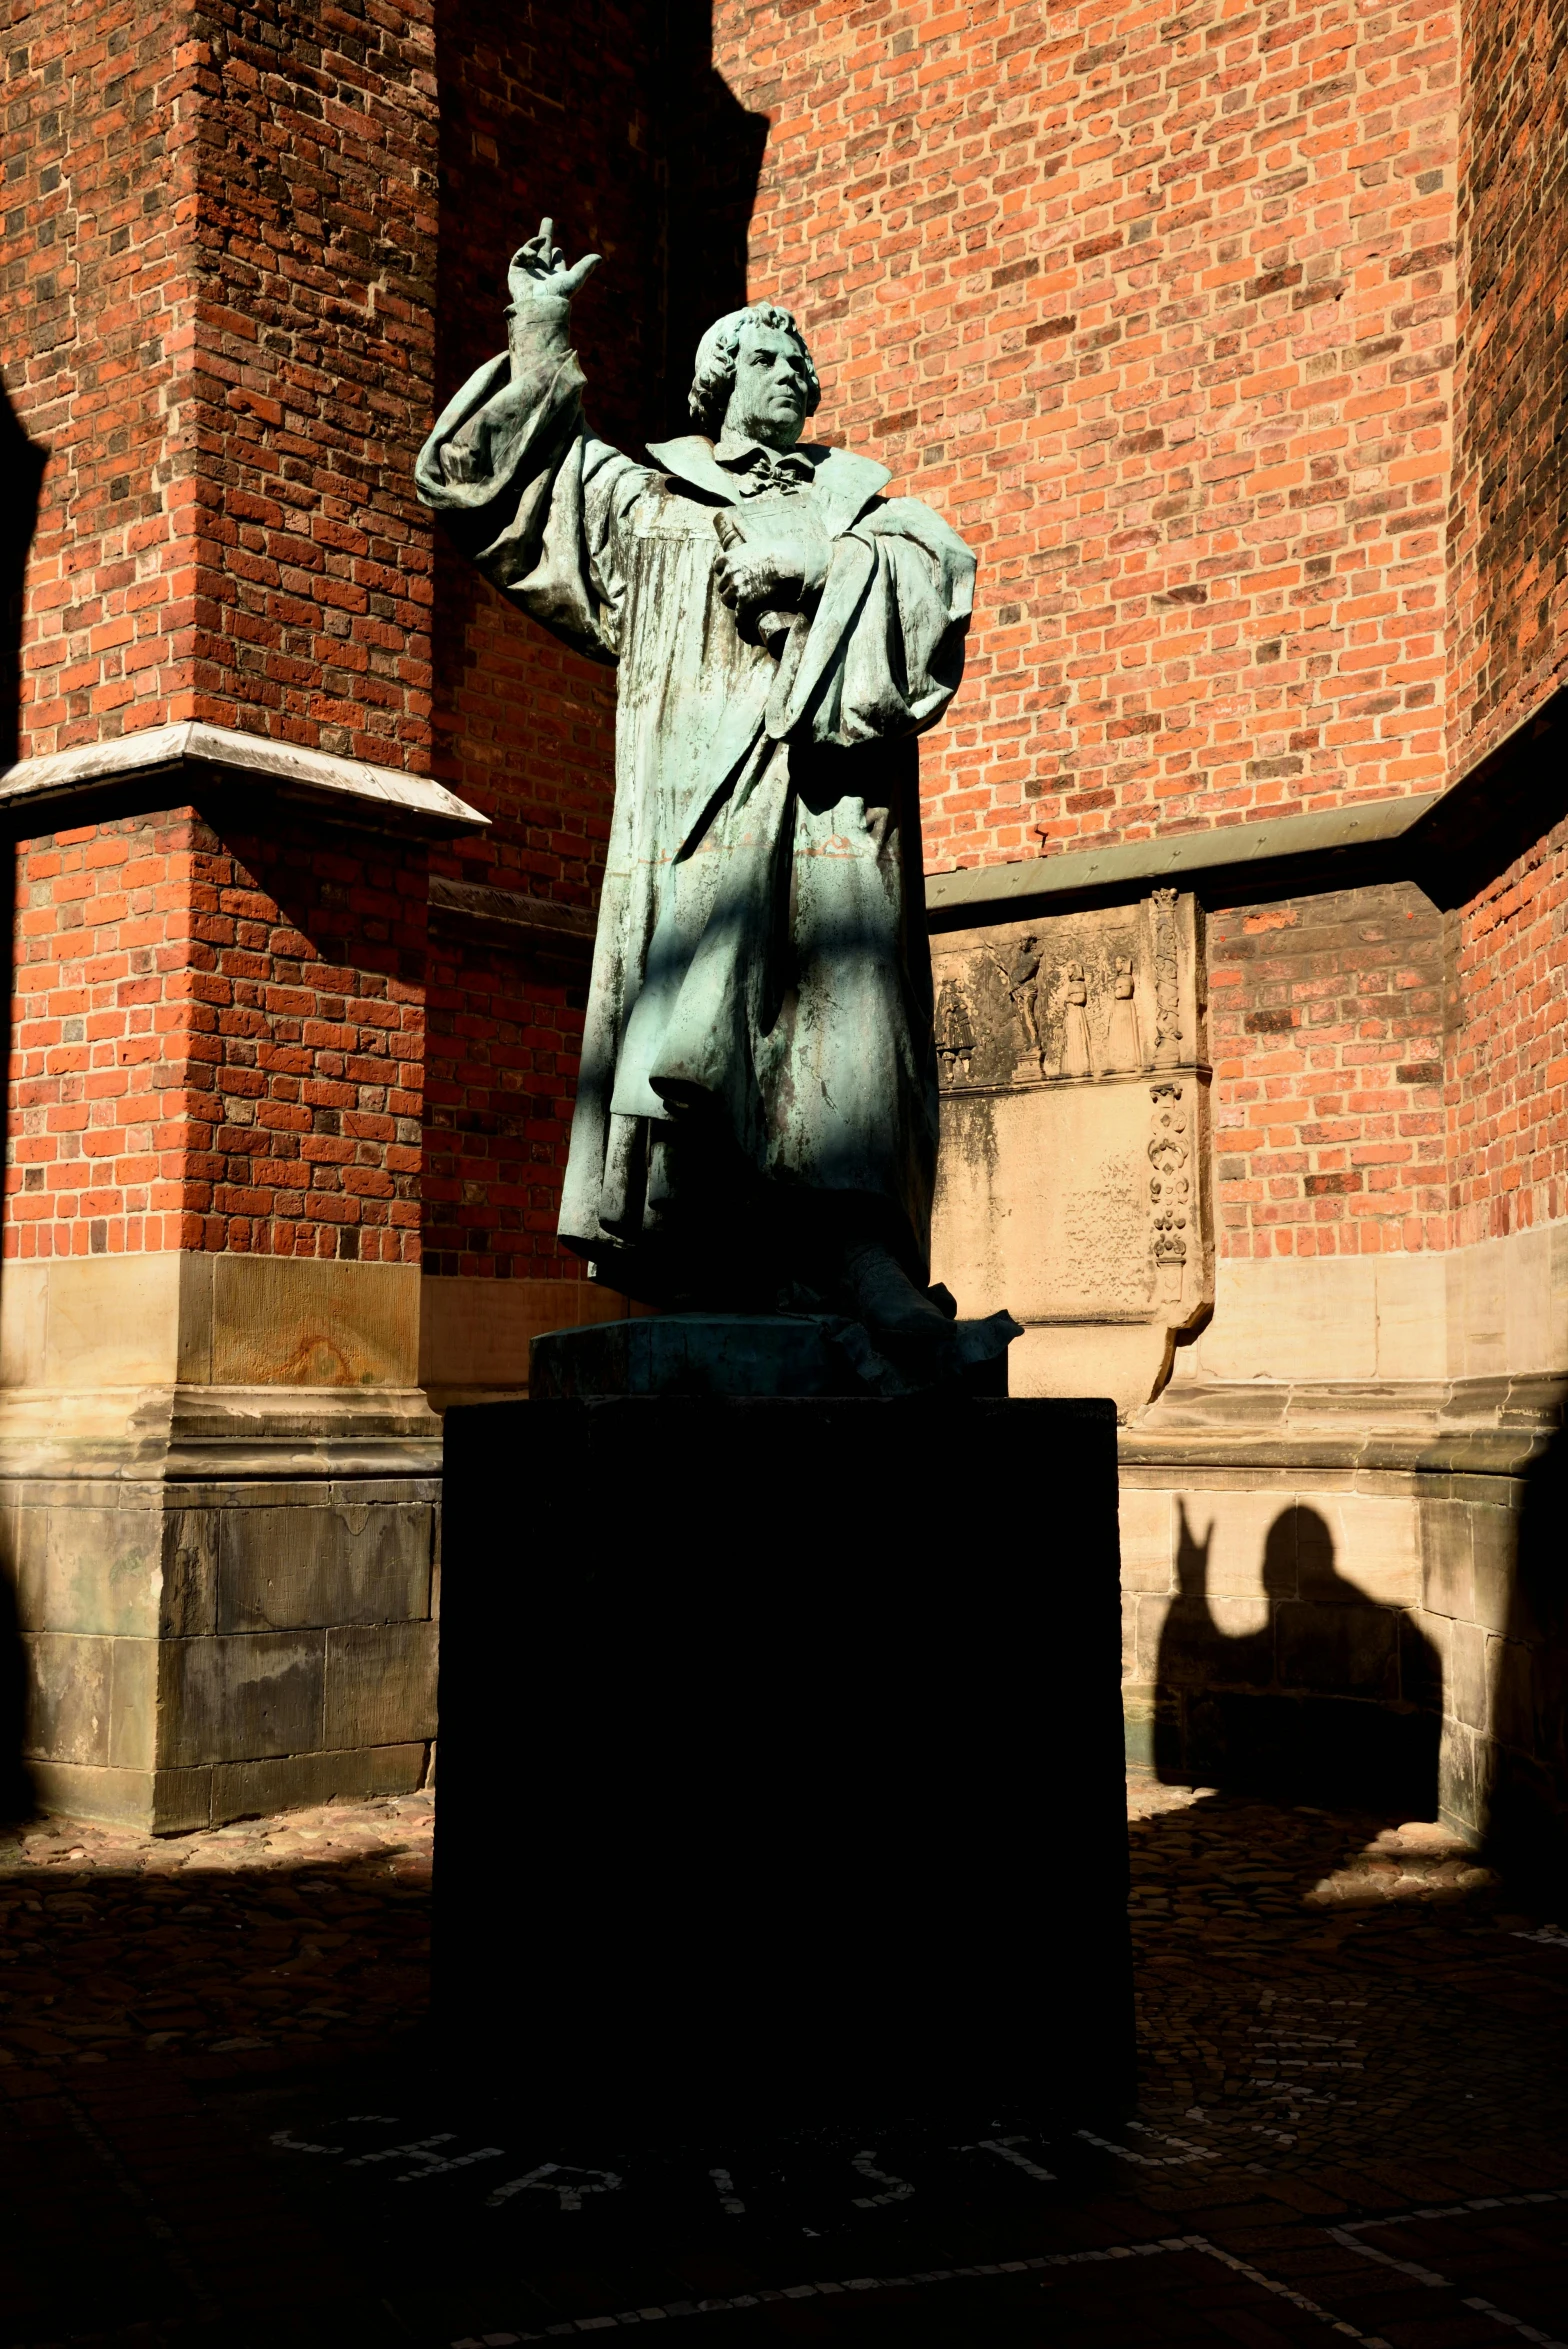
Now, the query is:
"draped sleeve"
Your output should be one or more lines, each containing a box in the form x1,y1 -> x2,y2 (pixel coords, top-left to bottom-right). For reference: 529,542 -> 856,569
763,495 -> 976,746
413,294 -> 649,664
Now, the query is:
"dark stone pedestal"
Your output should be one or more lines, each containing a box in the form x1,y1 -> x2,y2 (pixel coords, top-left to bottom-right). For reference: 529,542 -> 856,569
437,1392 -> 1132,2132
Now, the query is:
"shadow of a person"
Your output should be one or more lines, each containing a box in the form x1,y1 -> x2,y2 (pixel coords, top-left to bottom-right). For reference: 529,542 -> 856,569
1484,1431 -> 1568,1888
0,376 -> 42,1829
1155,1500 -> 1440,1818
0,1556 -> 34,1826
1152,1503 -> 1266,1782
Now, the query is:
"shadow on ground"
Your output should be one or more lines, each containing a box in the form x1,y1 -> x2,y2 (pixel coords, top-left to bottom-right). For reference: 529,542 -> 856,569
4,1782 -> 1568,2344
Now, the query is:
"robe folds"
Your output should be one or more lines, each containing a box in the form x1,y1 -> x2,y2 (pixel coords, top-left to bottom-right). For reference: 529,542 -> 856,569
415,294 -> 976,1302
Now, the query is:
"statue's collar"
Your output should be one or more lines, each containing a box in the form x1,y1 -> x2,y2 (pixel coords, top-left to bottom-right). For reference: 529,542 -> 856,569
646,435 -> 892,535
711,430 -> 811,475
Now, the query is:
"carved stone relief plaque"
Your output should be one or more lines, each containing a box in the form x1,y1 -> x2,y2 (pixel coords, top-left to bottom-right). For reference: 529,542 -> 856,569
930,888 -> 1212,1414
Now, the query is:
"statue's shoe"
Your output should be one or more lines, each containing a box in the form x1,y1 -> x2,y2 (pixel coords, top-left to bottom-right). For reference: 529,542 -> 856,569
832,1241 -> 1022,1395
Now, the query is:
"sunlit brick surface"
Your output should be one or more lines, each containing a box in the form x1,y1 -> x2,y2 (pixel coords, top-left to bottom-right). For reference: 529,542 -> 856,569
4,0 -> 438,764
6,813 -> 425,1260
1446,0 -> 1568,775
184,0 -> 438,762
716,0 -> 1460,869
3,0 -> 198,759
1451,817 -> 1568,1249
1210,882 -> 1447,1257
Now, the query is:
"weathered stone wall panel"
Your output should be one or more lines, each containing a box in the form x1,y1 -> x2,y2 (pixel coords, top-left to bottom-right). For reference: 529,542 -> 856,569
216,1499 -> 433,1635
932,890 -> 1211,1411
161,1512 -> 220,1639
21,1631 -> 113,1767
3,1459 -> 439,1826
158,1629 -> 326,1770
323,1620 -> 437,1751
203,1740 -> 429,1828
1121,1393 -> 1568,1861
107,1635 -> 158,1773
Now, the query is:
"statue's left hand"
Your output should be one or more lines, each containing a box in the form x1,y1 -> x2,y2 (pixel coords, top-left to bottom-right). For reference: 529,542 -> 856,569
507,216 -> 600,307
715,541 -> 828,618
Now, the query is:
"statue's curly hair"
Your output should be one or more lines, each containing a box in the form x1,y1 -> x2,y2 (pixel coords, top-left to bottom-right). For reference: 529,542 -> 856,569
688,303 -> 821,438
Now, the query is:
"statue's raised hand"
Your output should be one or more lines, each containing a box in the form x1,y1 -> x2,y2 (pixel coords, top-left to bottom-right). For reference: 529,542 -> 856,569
508,217 -> 600,307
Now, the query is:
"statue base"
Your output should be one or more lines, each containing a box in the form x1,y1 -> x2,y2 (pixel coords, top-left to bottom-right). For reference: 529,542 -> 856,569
532,1308 -> 1014,1399
436,1380 -> 1132,2131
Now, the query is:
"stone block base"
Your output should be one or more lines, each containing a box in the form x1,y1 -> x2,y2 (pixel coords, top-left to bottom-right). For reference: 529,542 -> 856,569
438,1394 -> 1131,2130
1117,1371 -> 1568,1871
28,1743 -> 430,1835
6,1469 -> 439,1833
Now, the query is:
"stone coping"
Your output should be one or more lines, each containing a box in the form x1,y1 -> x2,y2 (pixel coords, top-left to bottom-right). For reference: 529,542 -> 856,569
926,792 -> 1440,921
0,1381 -> 442,1481
1120,1370 -> 1568,1477
0,722 -> 488,837
925,683 -> 1568,924
427,872 -> 596,949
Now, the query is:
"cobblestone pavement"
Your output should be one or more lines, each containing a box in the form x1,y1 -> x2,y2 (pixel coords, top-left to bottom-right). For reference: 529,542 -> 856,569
3,1782 -> 1567,2345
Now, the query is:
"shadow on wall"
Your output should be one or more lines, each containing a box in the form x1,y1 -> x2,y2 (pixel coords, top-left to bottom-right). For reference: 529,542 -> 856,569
1154,1503 -> 1441,1820
434,0 -> 768,443
1486,1432 -> 1568,1885
657,0 -> 771,442
1415,741 -> 1568,1883
0,1567 -> 30,1826
0,372 -> 43,1823
1,374 -> 46,771
422,3 -> 767,1275
424,0 -> 768,811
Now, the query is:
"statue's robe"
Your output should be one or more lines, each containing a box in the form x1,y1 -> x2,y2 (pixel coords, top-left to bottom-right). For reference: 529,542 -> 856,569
415,296 -> 975,1302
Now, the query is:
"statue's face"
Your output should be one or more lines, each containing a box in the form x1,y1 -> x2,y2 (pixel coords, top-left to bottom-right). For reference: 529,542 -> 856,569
721,321 -> 812,451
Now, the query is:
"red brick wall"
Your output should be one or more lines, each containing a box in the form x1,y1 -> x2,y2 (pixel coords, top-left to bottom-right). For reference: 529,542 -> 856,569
10,0 -> 1563,1296
714,0 -> 1460,871
3,0 -> 749,1289
1208,882 -> 1447,1259
421,936 -> 586,1280
428,0 -> 670,890
3,0 -> 439,767
1446,0 -> 1568,775
1444,0 -> 1568,1254
6,809 -> 425,1262
181,0 -> 439,764
1449,817 -> 1568,1248
2,0 -> 198,759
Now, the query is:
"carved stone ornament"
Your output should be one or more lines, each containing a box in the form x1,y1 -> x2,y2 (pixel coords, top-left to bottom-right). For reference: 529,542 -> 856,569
929,890 -> 1212,1415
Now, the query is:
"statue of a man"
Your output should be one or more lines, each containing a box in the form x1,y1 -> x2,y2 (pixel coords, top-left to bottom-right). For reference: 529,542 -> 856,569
417,221 -> 1008,1371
